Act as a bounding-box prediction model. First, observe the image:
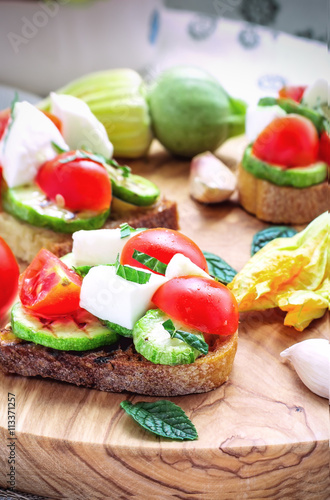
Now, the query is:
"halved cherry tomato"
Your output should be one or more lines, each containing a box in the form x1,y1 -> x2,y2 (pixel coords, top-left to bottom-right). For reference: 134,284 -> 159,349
252,115 -> 319,167
0,237 -> 19,319
120,228 -> 208,275
36,151 -> 112,212
319,131 -> 330,166
42,110 -> 62,133
152,276 -> 238,336
19,249 -> 82,317
278,85 -> 306,103
0,108 -> 10,140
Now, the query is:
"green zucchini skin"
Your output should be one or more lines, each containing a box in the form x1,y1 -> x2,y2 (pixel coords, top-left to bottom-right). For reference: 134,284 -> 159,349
242,145 -> 327,188
11,302 -> 119,351
258,97 -> 326,133
105,164 -> 160,207
2,184 -> 109,233
133,309 -> 204,365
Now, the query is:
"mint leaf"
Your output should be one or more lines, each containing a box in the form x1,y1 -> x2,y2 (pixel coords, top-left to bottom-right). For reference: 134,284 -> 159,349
73,265 -> 93,278
51,141 -> 68,155
251,226 -> 298,255
2,93 -> 19,152
115,256 -> 151,284
162,319 -> 208,355
107,158 -> 131,177
162,318 -> 175,335
203,251 -> 237,285
120,400 -> 198,441
120,223 -> 135,239
132,250 -> 167,275
73,263 -> 115,278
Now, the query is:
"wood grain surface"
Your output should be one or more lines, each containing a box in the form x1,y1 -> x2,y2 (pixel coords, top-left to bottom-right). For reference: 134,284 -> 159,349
0,138 -> 329,499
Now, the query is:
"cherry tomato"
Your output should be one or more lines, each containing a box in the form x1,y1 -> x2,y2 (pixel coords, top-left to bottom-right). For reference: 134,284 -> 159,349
319,131 -> 330,166
252,115 -> 319,167
0,108 -> 10,140
153,276 -> 238,336
0,237 -> 19,319
19,249 -> 82,317
36,151 -> 112,212
121,228 -> 208,275
278,85 -> 306,103
42,110 -> 62,133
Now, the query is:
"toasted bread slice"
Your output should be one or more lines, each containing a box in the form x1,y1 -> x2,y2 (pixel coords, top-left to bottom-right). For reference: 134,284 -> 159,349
0,197 -> 178,265
0,328 -> 237,396
238,163 -> 329,224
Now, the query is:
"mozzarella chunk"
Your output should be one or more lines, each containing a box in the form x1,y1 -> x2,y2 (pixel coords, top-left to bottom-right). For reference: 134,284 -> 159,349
246,105 -> 287,142
302,79 -> 328,109
50,93 -> 113,158
165,253 -> 210,280
72,228 -> 143,266
80,265 -> 167,330
1,101 -> 68,188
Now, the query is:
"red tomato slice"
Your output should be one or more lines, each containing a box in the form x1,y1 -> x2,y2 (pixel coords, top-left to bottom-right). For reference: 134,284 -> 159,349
0,108 -> 10,140
19,249 -> 82,317
42,110 -> 63,133
120,228 -> 208,275
278,86 -> 306,103
319,131 -> 330,166
36,151 -> 112,212
252,115 -> 319,168
152,276 -> 238,337
0,237 -> 19,319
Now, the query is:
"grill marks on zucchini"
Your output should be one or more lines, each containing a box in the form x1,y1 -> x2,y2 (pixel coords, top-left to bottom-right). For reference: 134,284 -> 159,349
2,184 -> 110,233
11,303 -> 119,351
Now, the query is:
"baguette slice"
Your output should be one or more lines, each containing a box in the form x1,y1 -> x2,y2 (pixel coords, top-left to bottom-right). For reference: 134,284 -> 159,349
0,197 -> 178,265
238,163 -> 329,224
0,328 -> 238,396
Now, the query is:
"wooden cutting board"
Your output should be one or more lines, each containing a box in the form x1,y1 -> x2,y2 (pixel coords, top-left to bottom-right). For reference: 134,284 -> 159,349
0,138 -> 328,499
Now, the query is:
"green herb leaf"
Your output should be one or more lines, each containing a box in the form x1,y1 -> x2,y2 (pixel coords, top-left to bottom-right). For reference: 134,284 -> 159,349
132,250 -> 167,274
107,158 -> 131,177
251,226 -> 298,255
120,223 -> 136,239
10,92 -> 19,115
73,265 -> 93,278
120,400 -> 198,441
162,319 -> 209,355
162,318 -> 176,335
73,263 -> 115,278
115,256 -> 151,284
203,251 -> 237,284
3,93 -> 19,152
51,141 -> 68,155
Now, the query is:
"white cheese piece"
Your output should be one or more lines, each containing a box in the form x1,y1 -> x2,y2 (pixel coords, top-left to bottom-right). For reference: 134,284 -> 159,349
72,227 -> 143,266
80,265 -> 167,330
301,79 -> 328,109
50,93 -> 113,158
245,105 -> 287,142
165,253 -> 210,280
1,101 -> 68,188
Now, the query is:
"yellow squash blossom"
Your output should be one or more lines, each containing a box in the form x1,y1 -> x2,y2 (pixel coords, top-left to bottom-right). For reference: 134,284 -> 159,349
228,212 -> 329,331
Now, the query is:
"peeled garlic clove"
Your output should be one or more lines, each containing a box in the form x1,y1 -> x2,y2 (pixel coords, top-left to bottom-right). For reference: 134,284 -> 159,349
280,339 -> 329,399
189,151 -> 237,204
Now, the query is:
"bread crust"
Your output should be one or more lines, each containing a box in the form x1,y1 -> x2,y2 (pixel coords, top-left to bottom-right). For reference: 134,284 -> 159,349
0,328 -> 237,396
238,163 -> 329,224
0,198 -> 178,264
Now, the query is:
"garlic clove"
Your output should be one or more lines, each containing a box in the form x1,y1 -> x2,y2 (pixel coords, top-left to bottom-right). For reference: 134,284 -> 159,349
189,151 -> 237,204
280,339 -> 329,400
